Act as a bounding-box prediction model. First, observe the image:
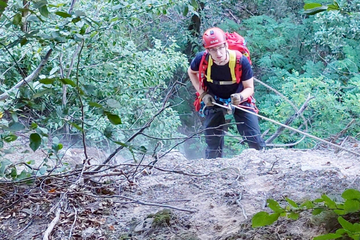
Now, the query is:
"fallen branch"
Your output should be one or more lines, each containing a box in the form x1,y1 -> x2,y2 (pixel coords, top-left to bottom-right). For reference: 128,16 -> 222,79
43,207 -> 61,240
266,94 -> 314,144
86,193 -> 197,213
0,49 -> 53,101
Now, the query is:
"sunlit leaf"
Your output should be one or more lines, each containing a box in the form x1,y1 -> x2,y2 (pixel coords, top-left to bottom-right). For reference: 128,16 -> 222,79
304,3 -> 322,10
342,189 -> 360,200
252,211 -> 280,227
3,134 -> 17,142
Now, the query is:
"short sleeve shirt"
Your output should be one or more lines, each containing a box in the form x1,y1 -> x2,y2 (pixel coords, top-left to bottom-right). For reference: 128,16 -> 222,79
190,51 -> 253,99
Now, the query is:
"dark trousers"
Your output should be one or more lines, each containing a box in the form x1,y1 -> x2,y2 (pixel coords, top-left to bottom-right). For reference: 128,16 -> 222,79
203,104 -> 265,159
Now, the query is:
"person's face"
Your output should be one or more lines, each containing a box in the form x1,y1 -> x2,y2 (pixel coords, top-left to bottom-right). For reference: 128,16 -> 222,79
207,43 -> 227,62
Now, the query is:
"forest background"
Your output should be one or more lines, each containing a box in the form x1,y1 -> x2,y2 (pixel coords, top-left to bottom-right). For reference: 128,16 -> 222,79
0,0 -> 360,179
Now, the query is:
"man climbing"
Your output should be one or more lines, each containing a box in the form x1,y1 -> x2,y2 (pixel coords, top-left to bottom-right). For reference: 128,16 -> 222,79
188,27 -> 266,159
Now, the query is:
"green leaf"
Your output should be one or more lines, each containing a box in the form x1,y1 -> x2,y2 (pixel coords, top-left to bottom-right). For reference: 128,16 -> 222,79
10,167 -> 17,179
267,199 -> 285,213
106,99 -> 121,108
3,134 -> 18,142
88,102 -> 103,108
106,113 -> 122,125
29,133 -> 41,152
252,212 -> 280,227
13,13 -> 22,25
344,199 -> 360,213
338,216 -> 356,232
286,198 -> 298,208
342,189 -> 360,200
190,0 -> 198,9
33,0 -> 47,9
287,212 -> 299,220
301,200 -> 314,209
312,208 -> 324,215
17,170 -> 32,180
68,122 -> 83,132
60,78 -> 76,87
8,122 -> 25,131
322,194 -> 337,209
304,3 -> 322,10
52,143 -> 63,153
20,38 -> 28,46
39,5 -> 49,17
327,4 -> 340,11
0,0 -> 8,9
55,11 -> 72,18
39,78 -> 55,84
304,6 -> 328,15
0,159 -> 12,176
37,166 -> 47,176
313,233 -> 343,240
104,126 -> 113,139
182,5 -> 188,16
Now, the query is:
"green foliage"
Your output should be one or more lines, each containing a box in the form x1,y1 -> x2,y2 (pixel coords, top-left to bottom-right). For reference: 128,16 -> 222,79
252,189 -> 360,240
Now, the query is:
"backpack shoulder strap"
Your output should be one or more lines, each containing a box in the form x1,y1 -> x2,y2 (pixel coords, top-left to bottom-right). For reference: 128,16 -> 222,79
235,50 -> 243,84
198,52 -> 209,91
228,50 -> 243,84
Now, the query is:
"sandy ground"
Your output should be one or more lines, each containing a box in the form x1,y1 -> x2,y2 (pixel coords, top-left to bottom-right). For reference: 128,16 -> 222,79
1,138 -> 360,239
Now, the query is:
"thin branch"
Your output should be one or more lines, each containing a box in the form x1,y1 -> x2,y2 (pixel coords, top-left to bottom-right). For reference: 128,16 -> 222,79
43,207 -> 61,240
93,81 -> 179,172
0,49 -> 53,101
266,94 -> 314,144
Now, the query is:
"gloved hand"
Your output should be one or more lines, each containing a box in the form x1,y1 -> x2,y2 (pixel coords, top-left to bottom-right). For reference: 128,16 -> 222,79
200,92 -> 215,106
230,93 -> 244,106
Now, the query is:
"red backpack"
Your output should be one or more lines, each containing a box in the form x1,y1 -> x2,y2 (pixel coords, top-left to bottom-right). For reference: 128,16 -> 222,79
194,32 -> 252,112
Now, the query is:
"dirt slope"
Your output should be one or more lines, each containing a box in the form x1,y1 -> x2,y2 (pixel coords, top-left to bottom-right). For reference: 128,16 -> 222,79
1,139 -> 360,240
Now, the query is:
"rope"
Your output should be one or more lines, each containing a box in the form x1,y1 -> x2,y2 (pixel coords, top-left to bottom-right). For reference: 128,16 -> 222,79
212,102 -> 360,157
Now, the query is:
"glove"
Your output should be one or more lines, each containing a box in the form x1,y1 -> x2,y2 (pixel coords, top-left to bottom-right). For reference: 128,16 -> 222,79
230,93 -> 244,106
200,92 -> 215,107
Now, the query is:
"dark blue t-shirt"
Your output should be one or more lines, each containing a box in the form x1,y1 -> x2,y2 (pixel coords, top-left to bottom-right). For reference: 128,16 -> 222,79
190,51 -> 253,99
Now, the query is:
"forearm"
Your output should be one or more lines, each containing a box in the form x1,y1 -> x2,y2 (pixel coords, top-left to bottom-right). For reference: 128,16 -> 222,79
239,87 -> 254,99
187,67 -> 205,95
239,77 -> 255,100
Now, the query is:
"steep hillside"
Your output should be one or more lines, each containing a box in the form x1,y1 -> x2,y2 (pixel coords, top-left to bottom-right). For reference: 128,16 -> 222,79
1,138 -> 359,240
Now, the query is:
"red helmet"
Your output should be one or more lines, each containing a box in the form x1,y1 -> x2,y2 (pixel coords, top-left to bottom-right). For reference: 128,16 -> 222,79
202,27 -> 226,48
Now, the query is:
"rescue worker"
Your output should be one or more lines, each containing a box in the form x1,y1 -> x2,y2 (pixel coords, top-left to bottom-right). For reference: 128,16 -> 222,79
188,27 -> 266,159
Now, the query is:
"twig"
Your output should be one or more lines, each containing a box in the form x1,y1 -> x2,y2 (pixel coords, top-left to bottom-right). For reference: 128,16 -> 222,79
236,191 -> 247,219
68,206 -> 78,240
85,193 -> 197,213
12,218 -> 34,238
266,94 -> 314,144
43,207 -> 61,240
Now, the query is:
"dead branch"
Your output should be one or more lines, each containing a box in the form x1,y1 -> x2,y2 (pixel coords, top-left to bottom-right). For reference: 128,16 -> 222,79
265,94 -> 314,144
254,77 -> 309,135
0,49 -> 53,101
43,207 -> 61,240
86,193 -> 197,213
93,81 -> 179,172
330,119 -> 355,143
